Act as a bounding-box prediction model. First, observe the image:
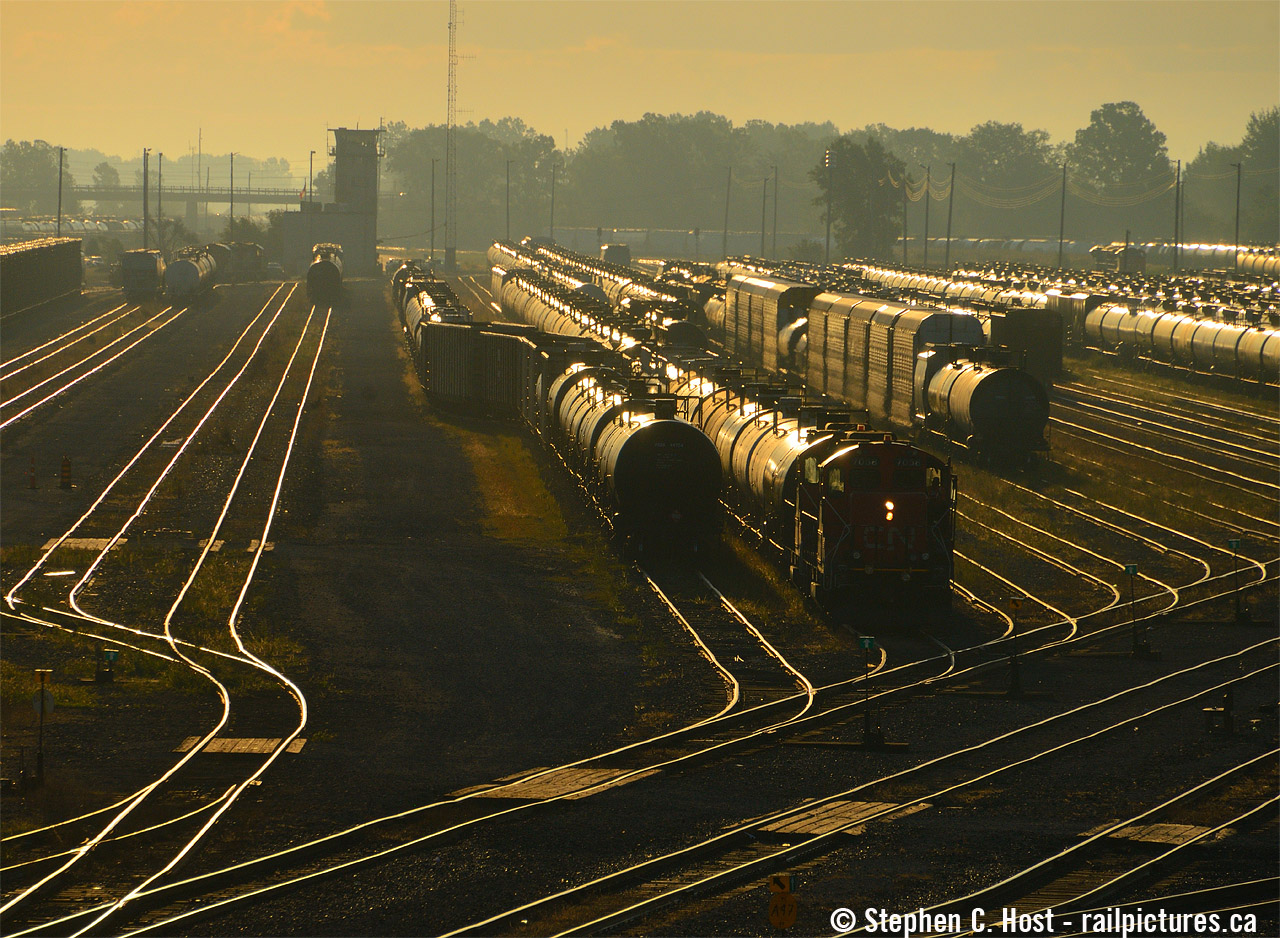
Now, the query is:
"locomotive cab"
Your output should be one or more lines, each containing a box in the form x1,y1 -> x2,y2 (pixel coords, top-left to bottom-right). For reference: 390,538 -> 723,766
803,437 -> 955,611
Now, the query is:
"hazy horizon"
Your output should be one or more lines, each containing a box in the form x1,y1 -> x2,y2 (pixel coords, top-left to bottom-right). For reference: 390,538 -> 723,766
2,0 -> 1277,181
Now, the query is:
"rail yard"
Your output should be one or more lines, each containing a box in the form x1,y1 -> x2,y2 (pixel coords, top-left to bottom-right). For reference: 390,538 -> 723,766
0,219 -> 1274,938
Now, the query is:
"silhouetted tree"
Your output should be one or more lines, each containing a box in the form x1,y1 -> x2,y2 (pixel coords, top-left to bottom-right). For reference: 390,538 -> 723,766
1069,102 -> 1172,189
1,139 -> 79,214
812,135 -> 904,261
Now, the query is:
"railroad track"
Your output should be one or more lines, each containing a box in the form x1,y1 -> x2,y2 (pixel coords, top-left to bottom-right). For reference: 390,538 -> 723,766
1,286 -> 335,936
0,302 -> 189,431
436,641 -> 1276,936
52,535 -> 1272,936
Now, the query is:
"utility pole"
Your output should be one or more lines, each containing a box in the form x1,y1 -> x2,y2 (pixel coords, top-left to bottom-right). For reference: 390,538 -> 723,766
309,150 -> 315,207
1230,162 -> 1241,271
431,157 -> 438,264
901,170 -> 909,265
1057,163 -> 1067,270
157,153 -> 163,254
505,159 -> 512,241
445,0 -> 459,270
722,166 -> 732,260
56,146 -> 63,237
549,162 -> 557,242
1173,159 -> 1181,271
943,162 -> 956,269
229,152 -> 235,234
772,165 -> 778,257
142,148 -> 150,250
760,177 -> 767,256
824,149 -> 833,265
921,164 -> 931,268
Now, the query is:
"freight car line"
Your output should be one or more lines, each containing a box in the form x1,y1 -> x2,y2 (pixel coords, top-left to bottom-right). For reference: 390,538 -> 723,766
441,648 -> 1277,937
2,296 -> 331,936
0,303 -> 132,378
0,305 -> 186,430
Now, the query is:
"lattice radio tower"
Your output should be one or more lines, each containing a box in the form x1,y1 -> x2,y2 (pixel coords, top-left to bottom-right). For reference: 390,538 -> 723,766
445,0 -> 458,270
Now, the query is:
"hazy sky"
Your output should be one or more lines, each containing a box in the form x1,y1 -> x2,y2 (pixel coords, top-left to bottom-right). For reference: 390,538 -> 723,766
2,0 -> 1276,179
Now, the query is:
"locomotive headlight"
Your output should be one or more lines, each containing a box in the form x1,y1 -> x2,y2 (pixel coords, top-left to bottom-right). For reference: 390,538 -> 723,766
884,500 -> 894,521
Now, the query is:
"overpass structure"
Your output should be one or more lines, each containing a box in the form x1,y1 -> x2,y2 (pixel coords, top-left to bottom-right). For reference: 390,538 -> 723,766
68,185 -> 304,205
5,185 -> 309,228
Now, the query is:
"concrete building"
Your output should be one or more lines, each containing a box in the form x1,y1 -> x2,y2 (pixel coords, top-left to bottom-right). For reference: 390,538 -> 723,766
280,127 -> 382,275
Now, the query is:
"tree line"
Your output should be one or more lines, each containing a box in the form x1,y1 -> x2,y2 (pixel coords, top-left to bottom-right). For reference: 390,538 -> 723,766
4,102 -> 1276,263
376,102 -> 1277,259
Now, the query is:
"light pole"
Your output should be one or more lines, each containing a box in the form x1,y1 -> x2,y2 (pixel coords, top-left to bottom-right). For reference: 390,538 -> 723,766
142,148 -> 150,250
1057,162 -> 1068,270
824,149 -> 833,265
309,150 -> 315,207
1230,162 -> 1241,271
229,152 -> 236,234
901,168 -> 909,265
549,161 -> 557,242
722,166 -> 732,260
920,163 -> 931,268
56,146 -> 63,237
1172,159 -> 1181,271
431,157 -> 438,264
771,165 -> 778,257
760,177 -> 767,257
943,162 -> 955,269
506,159 -> 512,241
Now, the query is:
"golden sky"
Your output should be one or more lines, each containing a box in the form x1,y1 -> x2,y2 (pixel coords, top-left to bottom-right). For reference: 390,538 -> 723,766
2,0 -> 1276,174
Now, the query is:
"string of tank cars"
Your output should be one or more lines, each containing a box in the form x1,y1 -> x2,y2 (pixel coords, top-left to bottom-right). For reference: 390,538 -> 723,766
435,250 -> 1274,921
1,285 -> 335,936
42,252 -> 1269,931
493,240 -> 1274,624
15,252 -> 1264,931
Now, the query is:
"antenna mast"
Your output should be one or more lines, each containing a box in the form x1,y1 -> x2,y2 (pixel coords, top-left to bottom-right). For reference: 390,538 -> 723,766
445,0 -> 458,270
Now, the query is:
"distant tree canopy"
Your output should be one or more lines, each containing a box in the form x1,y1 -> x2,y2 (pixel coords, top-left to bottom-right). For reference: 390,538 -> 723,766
374,102 -> 1277,256
1185,106 -> 1279,243
1,139 -> 79,214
